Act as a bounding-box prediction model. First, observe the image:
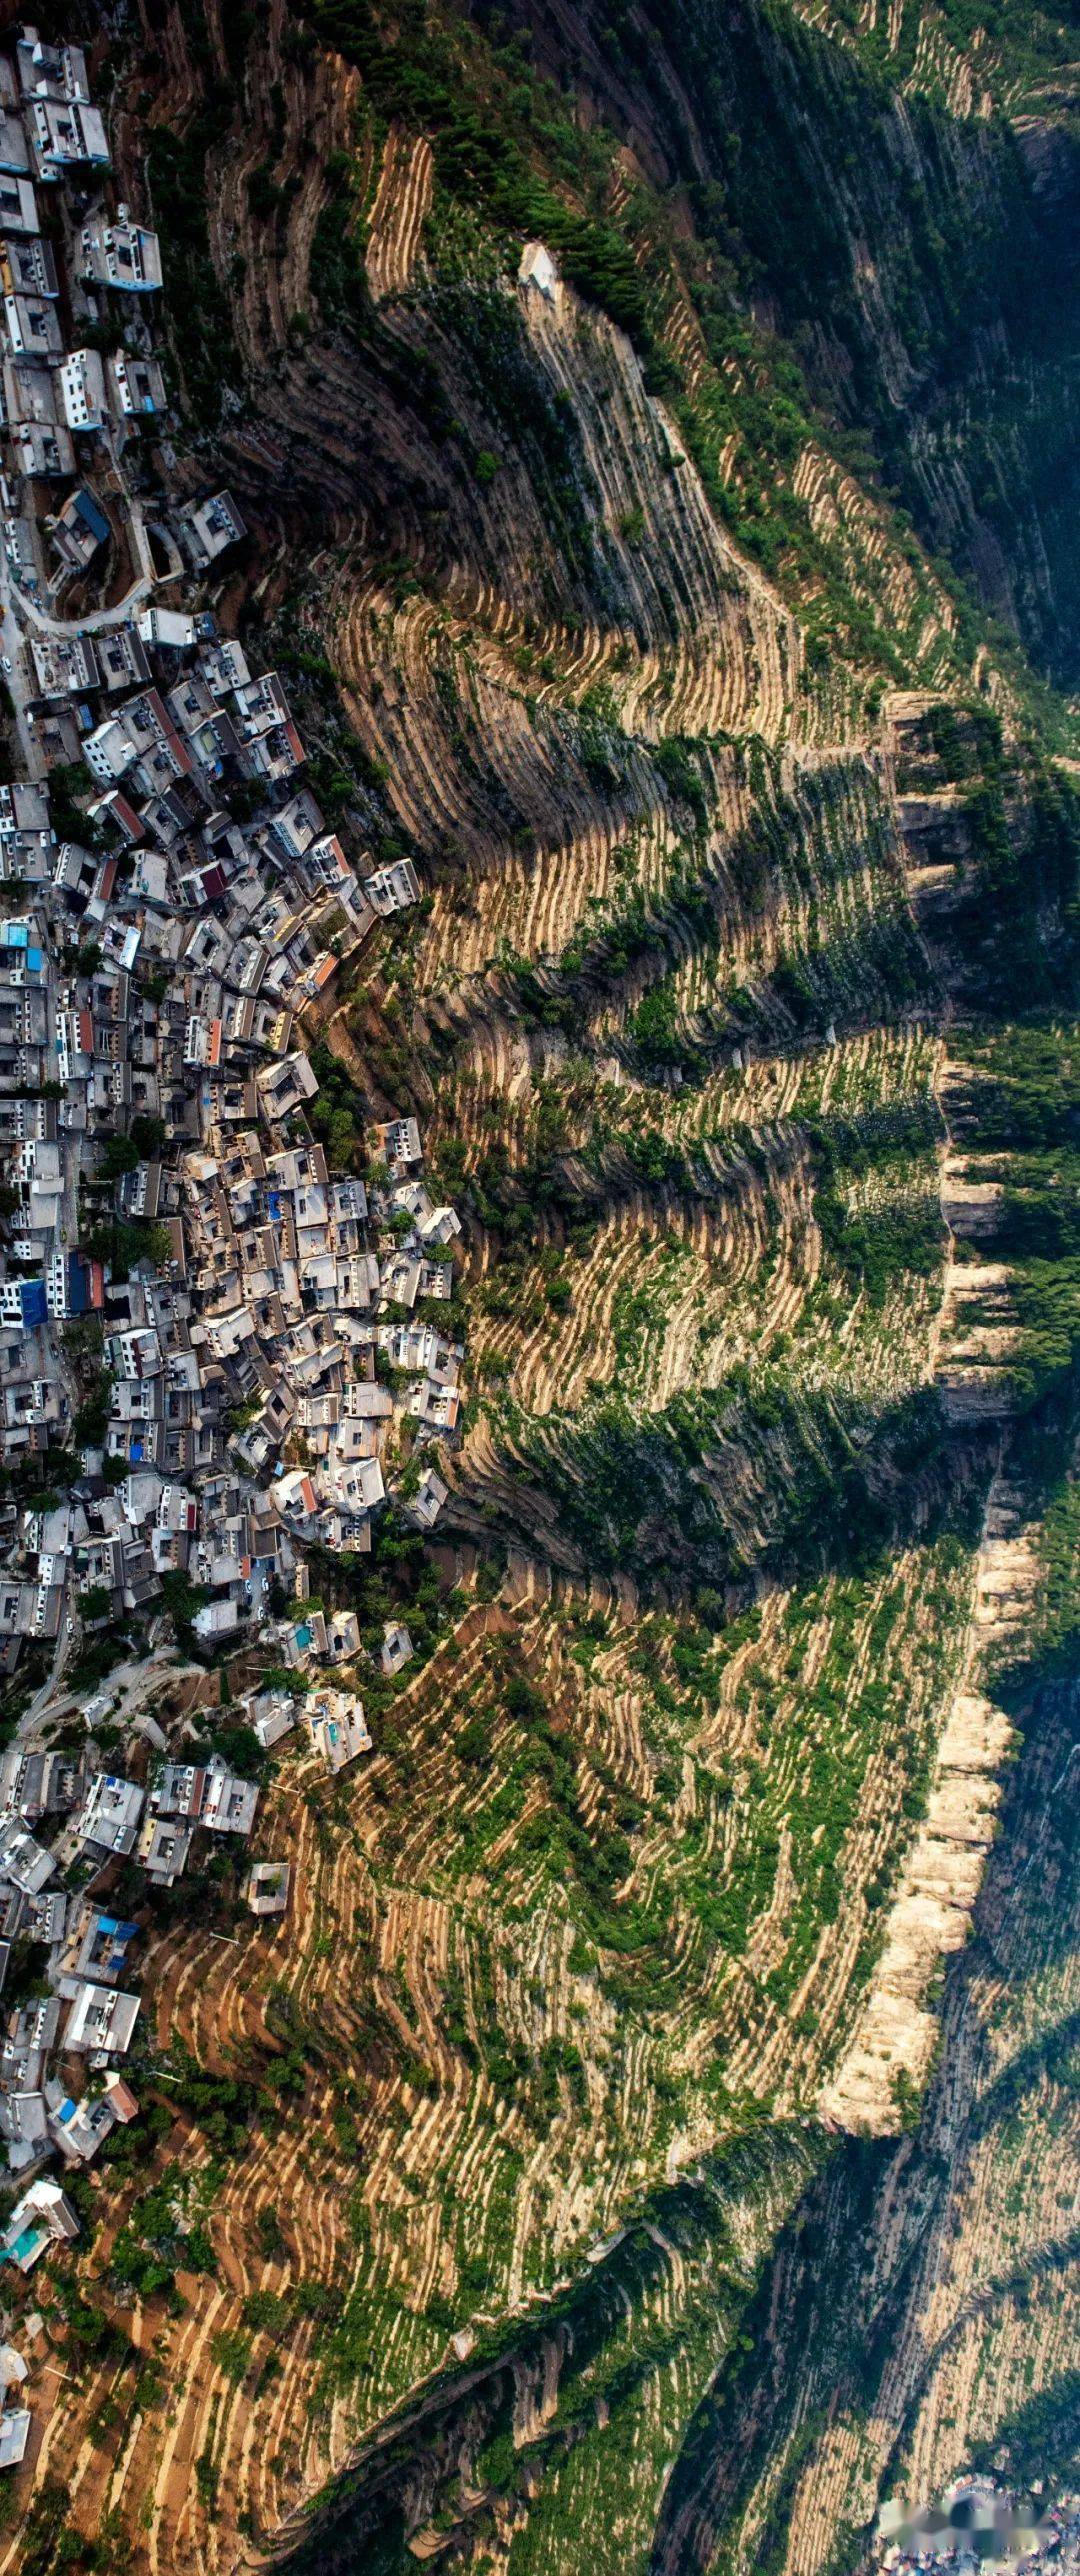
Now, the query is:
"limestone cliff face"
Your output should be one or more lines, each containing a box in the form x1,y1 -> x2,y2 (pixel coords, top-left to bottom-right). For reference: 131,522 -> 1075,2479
649,1654 -> 1080,2576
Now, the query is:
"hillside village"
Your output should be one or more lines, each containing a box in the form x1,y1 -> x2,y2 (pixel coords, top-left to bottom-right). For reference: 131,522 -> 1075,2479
0,22 -> 464,2472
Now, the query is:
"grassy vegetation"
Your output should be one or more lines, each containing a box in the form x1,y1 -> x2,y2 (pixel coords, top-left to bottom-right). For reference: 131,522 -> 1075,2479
275,0 -> 1080,722
819,0 -> 1080,108
621,0 -> 1080,695
311,0 -> 651,341
291,0 -> 1080,710
947,1016 -> 1080,1407
969,2366 -> 1080,2488
146,7 -> 243,430
73,1 -> 1080,2564
285,2133 -> 820,2575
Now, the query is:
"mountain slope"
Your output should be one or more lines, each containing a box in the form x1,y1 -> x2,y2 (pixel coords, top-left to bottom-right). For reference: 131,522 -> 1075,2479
11,4 -> 1080,2572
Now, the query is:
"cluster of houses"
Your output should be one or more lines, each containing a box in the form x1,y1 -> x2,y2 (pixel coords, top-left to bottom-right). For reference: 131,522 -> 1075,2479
0,1733 -> 262,2112
0,27 -> 165,591
0,19 -> 461,1667
0,597 -> 457,1643
0,1574 -> 418,2462
0,1713 -> 274,2466
181,1109 -> 461,1581
0,23 -> 466,2467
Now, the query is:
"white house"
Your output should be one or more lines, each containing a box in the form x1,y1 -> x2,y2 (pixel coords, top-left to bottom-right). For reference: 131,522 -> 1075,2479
518,241 -> 559,302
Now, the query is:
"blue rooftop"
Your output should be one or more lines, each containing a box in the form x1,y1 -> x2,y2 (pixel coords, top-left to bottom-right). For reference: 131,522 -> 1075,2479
74,489 -> 109,544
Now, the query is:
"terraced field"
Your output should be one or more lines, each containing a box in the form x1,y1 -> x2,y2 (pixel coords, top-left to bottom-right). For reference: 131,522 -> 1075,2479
10,3 -> 1080,2572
